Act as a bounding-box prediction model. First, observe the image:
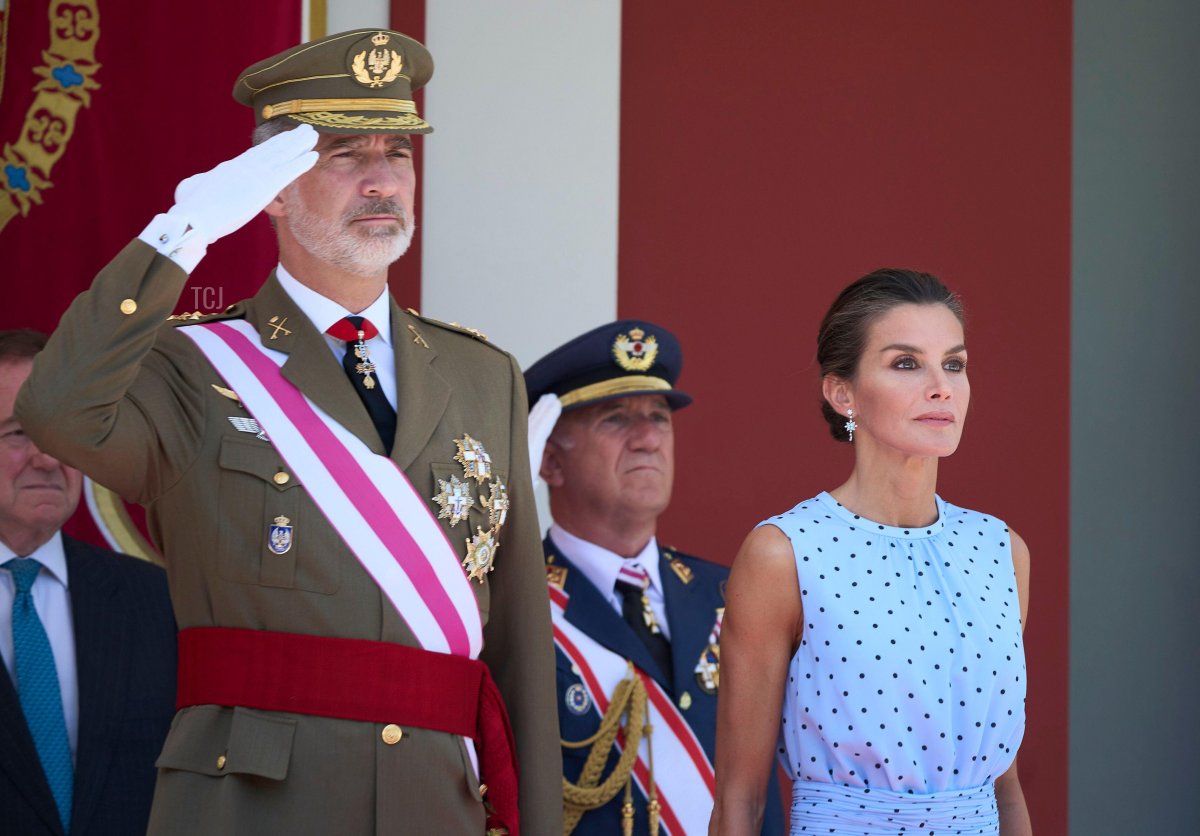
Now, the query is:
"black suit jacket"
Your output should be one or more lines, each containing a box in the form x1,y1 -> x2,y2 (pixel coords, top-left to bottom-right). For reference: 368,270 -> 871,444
0,535 -> 177,835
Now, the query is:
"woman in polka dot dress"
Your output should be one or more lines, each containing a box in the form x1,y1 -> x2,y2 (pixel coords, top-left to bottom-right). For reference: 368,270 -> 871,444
709,270 -> 1031,836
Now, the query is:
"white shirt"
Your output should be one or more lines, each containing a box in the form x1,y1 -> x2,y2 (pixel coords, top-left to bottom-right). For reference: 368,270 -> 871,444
273,264 -> 398,411
0,532 -> 79,762
548,524 -> 671,640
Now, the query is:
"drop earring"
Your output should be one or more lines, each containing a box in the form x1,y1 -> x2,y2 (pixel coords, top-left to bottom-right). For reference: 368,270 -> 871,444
844,409 -> 857,443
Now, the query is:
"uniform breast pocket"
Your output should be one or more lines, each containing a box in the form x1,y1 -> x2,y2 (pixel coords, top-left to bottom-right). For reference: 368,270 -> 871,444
216,435 -> 340,594
429,462 -> 506,621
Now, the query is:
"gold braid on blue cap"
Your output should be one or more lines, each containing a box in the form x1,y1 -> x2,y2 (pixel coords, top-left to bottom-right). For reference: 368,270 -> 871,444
558,376 -> 672,408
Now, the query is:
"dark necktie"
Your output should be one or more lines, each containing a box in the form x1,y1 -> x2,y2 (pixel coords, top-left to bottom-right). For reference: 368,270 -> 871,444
327,316 -> 397,455
4,558 -> 73,831
615,564 -> 673,688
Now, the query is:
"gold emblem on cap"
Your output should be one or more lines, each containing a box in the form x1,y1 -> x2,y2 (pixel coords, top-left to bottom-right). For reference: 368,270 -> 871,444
463,527 -> 498,584
612,327 -> 659,372
432,474 -> 474,527
351,33 -> 404,89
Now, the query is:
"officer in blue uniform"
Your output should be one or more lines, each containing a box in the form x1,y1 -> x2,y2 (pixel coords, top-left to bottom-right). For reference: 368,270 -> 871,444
525,320 -> 784,835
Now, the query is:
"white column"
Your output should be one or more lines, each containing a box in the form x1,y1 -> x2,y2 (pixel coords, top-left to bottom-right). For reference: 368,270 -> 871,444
421,0 -> 621,368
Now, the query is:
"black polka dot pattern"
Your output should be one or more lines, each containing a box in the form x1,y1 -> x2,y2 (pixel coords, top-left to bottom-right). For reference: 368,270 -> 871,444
764,492 -> 1026,835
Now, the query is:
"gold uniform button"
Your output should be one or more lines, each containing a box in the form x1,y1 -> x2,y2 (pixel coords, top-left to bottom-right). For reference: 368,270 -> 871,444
679,691 -> 692,710
119,298 -> 138,315
273,471 -> 290,485
381,724 -> 403,745
216,753 -> 227,770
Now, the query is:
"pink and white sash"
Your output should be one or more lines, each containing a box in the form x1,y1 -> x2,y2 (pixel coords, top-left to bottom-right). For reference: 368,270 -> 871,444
181,319 -> 483,659
549,584 -> 714,835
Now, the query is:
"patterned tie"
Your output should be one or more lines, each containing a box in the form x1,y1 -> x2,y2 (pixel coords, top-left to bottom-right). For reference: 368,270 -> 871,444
326,316 -> 397,455
5,558 -> 72,831
615,563 -> 673,688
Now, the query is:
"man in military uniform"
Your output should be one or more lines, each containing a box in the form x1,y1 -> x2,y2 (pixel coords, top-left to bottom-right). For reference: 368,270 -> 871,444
524,321 -> 783,834
18,30 -> 559,835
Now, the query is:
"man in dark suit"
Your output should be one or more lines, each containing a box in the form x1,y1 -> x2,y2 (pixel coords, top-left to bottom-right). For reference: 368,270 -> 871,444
0,329 -> 177,836
524,321 -> 784,835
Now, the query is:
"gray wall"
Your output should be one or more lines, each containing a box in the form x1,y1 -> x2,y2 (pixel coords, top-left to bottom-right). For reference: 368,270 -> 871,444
1071,2 -> 1200,833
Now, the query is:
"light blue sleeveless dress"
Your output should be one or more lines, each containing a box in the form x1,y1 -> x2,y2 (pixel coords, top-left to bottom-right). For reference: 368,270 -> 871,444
762,492 -> 1025,835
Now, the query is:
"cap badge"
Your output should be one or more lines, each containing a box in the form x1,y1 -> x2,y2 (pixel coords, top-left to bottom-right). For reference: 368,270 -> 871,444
351,33 -> 404,89
454,434 -> 493,484
463,527 -> 498,584
432,474 -> 475,527
693,606 -> 724,694
612,327 -> 658,372
268,516 -> 294,555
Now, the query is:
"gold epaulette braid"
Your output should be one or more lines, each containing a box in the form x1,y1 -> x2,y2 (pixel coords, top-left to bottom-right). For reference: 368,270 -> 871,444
561,667 -> 657,835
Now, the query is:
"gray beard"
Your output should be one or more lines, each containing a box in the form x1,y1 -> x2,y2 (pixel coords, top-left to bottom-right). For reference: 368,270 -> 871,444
286,194 -> 414,277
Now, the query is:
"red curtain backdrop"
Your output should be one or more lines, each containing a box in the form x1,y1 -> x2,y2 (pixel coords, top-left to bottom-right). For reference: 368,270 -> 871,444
0,0 -> 301,542
619,3 -> 1070,832
0,0 -> 301,332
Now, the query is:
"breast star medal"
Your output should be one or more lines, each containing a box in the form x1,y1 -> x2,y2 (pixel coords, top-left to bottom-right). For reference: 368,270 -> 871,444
612,327 -> 658,371
463,527 -> 498,584
454,434 -> 493,483
480,479 -> 509,530
268,516 -> 294,555
432,474 -> 474,526
693,607 -> 724,694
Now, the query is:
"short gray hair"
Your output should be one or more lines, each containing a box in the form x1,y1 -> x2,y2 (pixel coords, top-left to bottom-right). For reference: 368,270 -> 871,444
252,117 -> 299,146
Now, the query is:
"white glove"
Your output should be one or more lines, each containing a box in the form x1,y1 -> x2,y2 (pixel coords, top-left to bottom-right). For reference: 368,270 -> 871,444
528,393 -> 563,486
140,124 -> 320,273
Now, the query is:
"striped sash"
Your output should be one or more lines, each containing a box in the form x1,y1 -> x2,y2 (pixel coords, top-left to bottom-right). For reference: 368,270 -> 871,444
549,583 -> 714,834
180,319 -> 483,658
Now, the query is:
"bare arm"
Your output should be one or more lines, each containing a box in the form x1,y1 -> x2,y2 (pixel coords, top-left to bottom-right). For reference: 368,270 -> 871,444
997,530 -> 1032,835
709,524 -> 803,835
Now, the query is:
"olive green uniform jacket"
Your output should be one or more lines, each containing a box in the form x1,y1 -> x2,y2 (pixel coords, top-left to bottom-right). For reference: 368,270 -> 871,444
17,240 -> 562,835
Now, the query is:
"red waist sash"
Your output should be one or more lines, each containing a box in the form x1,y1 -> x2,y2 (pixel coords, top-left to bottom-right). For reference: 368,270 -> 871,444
177,627 -> 519,835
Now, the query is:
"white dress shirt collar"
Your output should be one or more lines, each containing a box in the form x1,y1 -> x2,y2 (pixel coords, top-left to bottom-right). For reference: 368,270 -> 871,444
0,530 -> 69,588
548,523 -> 664,600
274,263 -> 393,346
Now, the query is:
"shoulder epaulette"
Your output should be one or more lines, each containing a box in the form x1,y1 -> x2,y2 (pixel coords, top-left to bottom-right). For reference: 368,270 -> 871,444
403,308 -> 499,349
166,303 -> 247,326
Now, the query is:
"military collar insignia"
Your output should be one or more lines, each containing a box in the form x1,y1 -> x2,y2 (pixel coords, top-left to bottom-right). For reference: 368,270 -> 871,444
432,474 -> 474,527
612,327 -> 658,372
267,315 -> 292,340
546,564 -> 569,590
668,556 -> 694,585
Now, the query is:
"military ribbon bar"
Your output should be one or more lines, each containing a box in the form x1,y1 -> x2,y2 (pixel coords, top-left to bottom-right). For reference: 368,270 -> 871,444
180,319 -> 483,659
548,585 -> 715,835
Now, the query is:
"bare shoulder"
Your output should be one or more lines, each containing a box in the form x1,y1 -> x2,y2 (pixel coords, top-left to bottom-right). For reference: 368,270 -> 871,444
1008,528 -> 1030,575
729,524 -> 797,589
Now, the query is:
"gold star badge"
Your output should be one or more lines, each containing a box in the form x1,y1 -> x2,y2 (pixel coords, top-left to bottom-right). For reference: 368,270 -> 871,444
463,527 -> 498,584
454,434 -> 493,484
432,474 -> 474,527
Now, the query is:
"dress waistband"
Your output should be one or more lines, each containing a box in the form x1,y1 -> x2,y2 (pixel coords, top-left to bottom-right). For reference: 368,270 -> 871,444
789,779 -> 998,835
